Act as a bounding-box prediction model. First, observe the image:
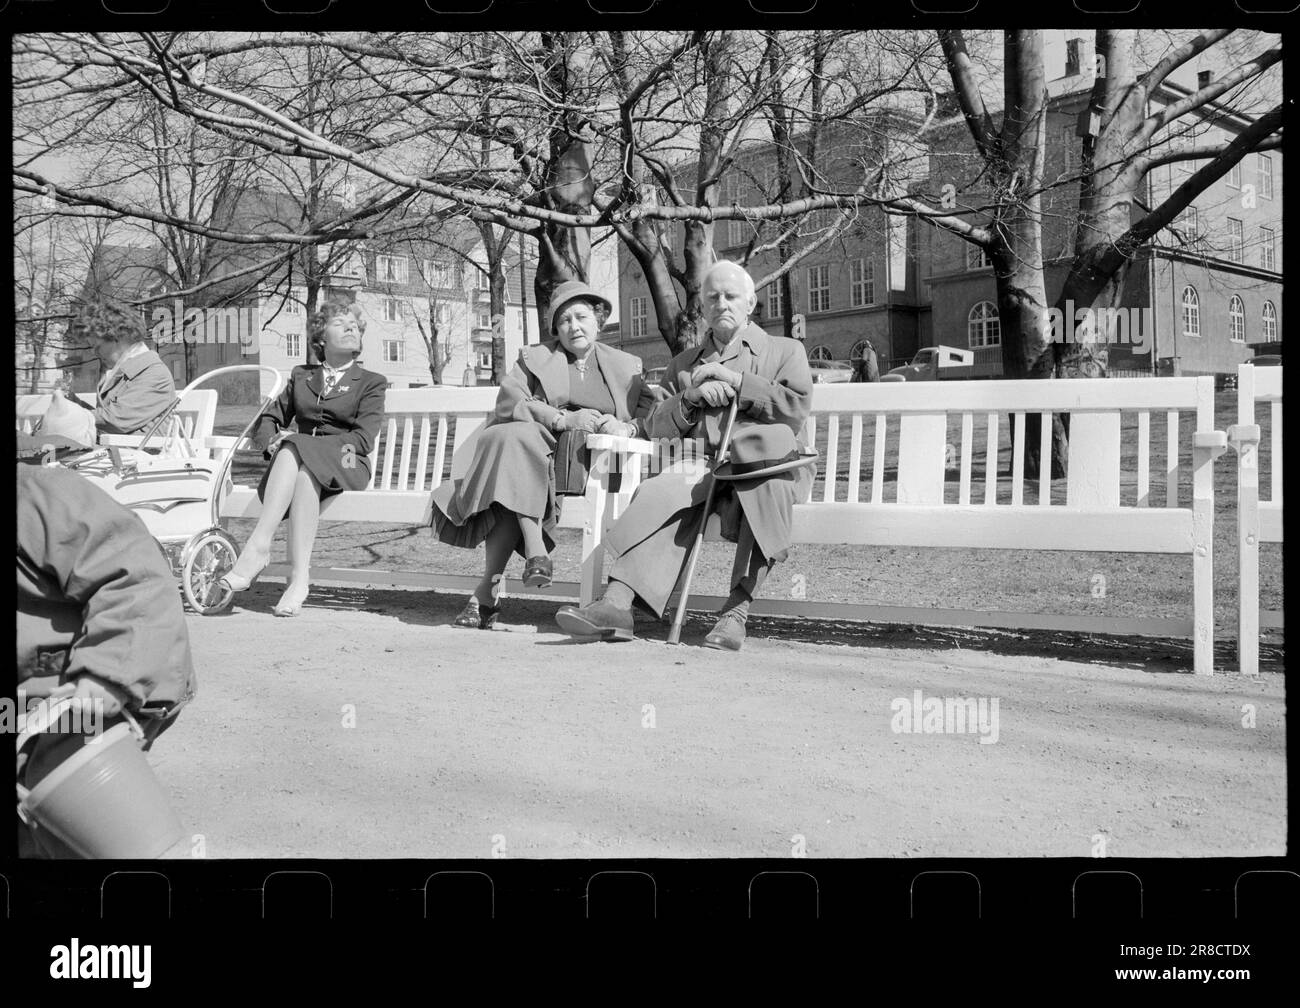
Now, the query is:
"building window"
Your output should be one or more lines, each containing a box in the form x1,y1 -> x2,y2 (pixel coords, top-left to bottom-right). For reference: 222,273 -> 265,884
765,283 -> 781,320
1226,218 -> 1244,263
1065,38 -> 1082,77
1226,161 -> 1241,189
382,298 -> 400,323
808,344 -> 832,362
968,301 -> 1001,348
476,310 -> 491,330
966,243 -> 991,270
629,296 -> 648,338
1181,285 -> 1200,338
476,348 -> 491,369
1176,205 -> 1199,249
435,303 -> 451,328
284,332 -> 302,358
806,265 -> 831,313
1258,154 -> 1274,200
425,258 -> 452,288
475,269 -> 490,292
376,254 -> 408,284
850,259 -> 875,307
1262,301 -> 1278,343
284,288 -> 304,315
1228,295 -> 1246,343
382,339 -> 405,363
1260,227 -> 1276,271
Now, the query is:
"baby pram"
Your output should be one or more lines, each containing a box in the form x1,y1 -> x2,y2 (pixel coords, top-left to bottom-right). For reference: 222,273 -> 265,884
59,364 -> 285,615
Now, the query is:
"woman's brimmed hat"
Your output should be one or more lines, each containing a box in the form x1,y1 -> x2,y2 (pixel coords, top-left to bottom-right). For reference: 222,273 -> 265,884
546,280 -> 613,336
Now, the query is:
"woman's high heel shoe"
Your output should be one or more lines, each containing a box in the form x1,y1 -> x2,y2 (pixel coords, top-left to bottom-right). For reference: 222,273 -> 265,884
217,567 -> 261,593
453,597 -> 499,630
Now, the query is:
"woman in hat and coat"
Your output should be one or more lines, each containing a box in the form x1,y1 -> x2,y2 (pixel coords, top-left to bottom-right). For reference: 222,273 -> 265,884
429,280 -> 659,630
218,298 -> 388,616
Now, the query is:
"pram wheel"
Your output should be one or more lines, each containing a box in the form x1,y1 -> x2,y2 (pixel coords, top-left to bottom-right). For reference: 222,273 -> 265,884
181,529 -> 239,615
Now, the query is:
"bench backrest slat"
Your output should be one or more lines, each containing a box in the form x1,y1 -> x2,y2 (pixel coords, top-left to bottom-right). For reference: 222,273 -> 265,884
1010,412 -> 1025,505
1166,411 -> 1180,507
1066,412 -> 1121,508
413,415 -> 432,490
1136,411 -> 1151,507
958,412 -> 973,505
846,414 -> 864,503
897,412 -> 946,505
821,413 -> 839,503
431,414 -> 449,488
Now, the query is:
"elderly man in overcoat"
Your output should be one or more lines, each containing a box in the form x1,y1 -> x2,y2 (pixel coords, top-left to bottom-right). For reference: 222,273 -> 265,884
556,260 -> 814,651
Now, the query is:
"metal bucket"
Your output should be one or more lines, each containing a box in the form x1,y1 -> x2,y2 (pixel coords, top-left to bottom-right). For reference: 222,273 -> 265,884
16,700 -> 185,859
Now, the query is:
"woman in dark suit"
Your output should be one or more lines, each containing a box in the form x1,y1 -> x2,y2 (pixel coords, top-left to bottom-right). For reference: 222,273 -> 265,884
219,299 -> 387,616
430,280 -> 659,629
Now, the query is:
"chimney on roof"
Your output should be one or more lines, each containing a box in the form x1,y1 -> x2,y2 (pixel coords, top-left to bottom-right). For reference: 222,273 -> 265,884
1198,70 -> 1214,89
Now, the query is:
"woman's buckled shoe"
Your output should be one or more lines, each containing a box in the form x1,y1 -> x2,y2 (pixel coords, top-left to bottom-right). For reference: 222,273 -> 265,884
522,555 -> 553,589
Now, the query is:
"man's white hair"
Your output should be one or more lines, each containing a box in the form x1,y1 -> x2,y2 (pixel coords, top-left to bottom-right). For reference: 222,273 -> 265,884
704,259 -> 756,302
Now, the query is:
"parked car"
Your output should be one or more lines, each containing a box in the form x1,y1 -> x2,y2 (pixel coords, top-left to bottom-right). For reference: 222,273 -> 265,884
1247,354 -> 1282,367
881,345 -> 975,382
808,359 -> 854,384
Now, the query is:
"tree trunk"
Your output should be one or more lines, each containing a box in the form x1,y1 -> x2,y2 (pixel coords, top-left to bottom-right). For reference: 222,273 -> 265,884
533,33 -> 593,331
674,30 -> 735,354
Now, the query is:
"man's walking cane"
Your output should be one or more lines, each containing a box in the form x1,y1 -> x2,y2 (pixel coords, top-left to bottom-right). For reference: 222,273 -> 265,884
667,396 -> 741,645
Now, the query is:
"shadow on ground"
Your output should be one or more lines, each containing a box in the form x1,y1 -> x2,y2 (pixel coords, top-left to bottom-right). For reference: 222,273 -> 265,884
221,580 -> 1283,677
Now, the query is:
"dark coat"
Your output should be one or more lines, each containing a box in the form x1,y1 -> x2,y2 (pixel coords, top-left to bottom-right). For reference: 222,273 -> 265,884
16,464 -> 197,717
607,320 -> 815,565
250,362 -> 388,494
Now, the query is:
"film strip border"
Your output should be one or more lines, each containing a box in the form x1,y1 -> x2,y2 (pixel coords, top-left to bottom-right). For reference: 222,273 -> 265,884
0,860 -> 1295,919
0,1 -> 1298,19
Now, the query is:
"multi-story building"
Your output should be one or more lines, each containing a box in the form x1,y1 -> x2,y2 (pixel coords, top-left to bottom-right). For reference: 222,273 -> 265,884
67,187 -> 549,398
616,35 -> 1281,380
616,110 -> 930,372
923,36 -> 1281,378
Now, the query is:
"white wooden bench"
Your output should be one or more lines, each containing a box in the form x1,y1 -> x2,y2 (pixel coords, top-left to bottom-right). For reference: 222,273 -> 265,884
215,377 -> 1230,674
16,389 -> 219,458
1229,363 -> 1283,676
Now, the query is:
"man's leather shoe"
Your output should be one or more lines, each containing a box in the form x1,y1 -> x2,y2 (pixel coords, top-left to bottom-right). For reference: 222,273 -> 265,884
702,610 -> 747,651
555,599 -> 635,641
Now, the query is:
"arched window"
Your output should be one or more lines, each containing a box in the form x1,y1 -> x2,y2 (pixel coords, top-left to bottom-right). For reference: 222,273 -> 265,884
1228,296 -> 1246,343
967,301 -> 1001,348
1262,301 -> 1278,343
1181,285 -> 1200,338
808,344 -> 833,361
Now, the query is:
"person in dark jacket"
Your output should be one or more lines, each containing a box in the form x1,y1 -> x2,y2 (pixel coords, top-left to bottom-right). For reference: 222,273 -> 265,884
428,280 -> 658,630
852,341 -> 880,383
218,298 -> 387,616
17,464 -> 197,857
